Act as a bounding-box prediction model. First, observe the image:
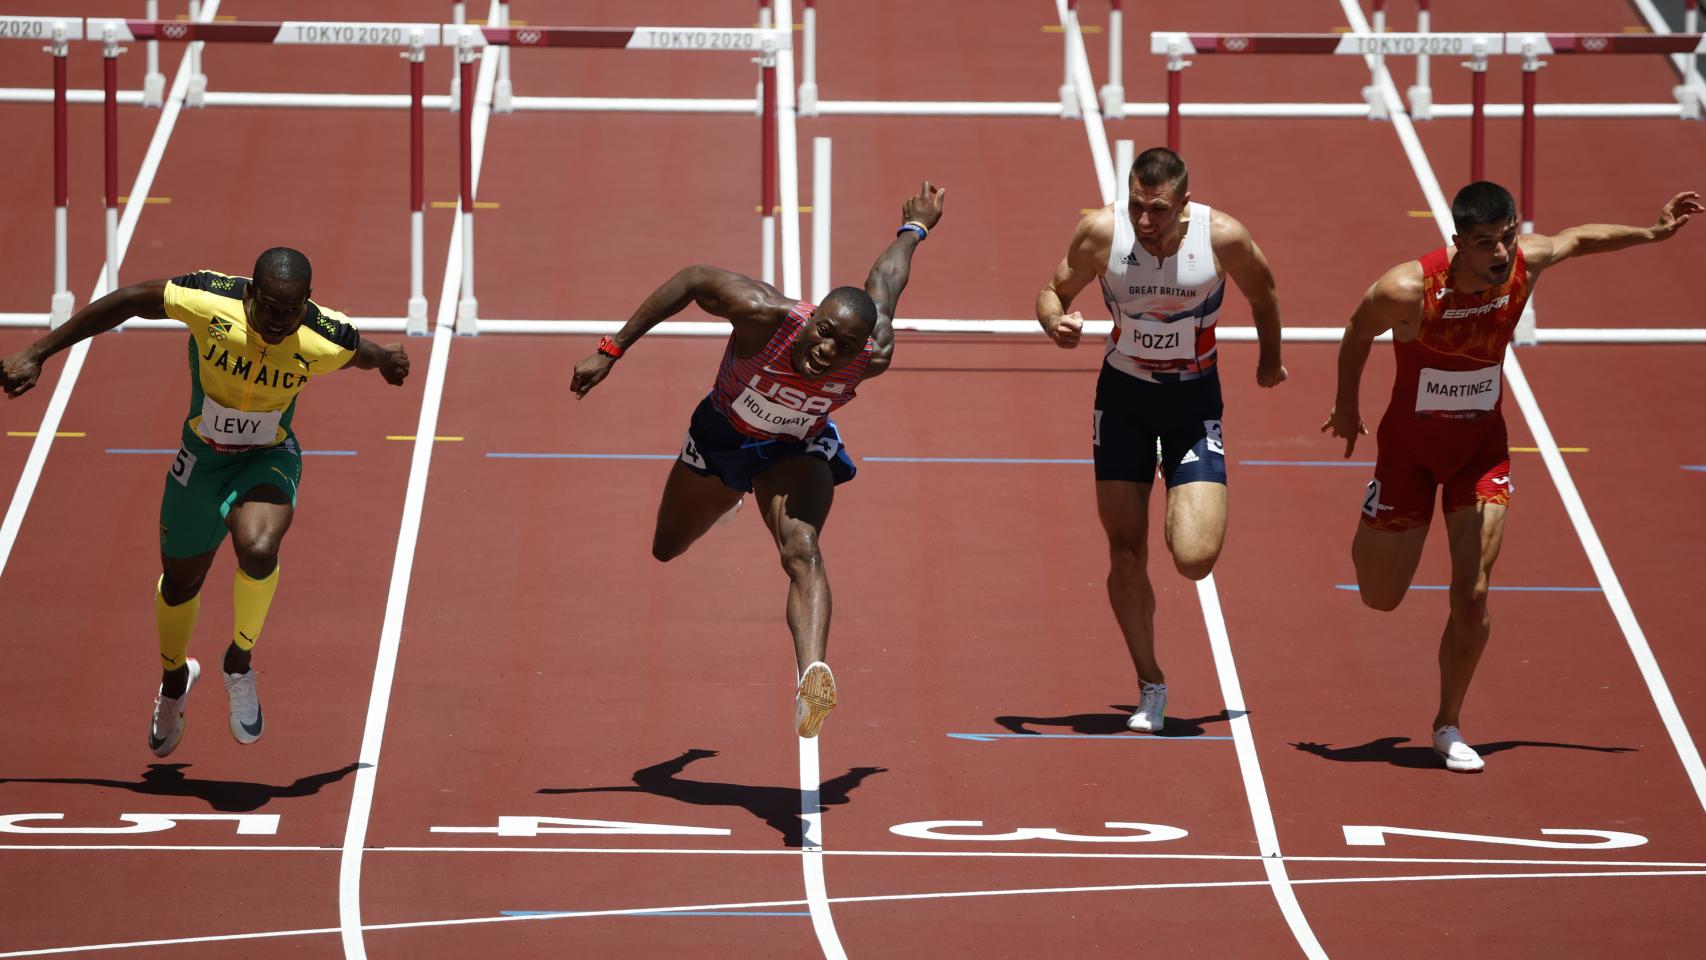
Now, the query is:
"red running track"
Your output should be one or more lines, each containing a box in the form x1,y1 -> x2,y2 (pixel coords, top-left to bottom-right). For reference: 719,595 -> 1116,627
1,1 -> 1704,956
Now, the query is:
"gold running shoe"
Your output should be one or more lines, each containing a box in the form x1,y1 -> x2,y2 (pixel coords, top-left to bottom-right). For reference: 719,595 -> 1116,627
794,661 -> 838,738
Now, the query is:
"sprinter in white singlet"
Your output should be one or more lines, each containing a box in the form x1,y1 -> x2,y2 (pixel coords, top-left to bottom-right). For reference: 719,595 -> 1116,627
1036,147 -> 1287,734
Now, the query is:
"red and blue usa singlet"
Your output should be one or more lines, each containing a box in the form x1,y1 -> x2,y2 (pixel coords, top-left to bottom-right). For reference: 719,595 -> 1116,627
709,301 -> 872,441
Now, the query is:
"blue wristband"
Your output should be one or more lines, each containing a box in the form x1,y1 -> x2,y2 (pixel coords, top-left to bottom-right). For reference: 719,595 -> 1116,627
896,222 -> 927,240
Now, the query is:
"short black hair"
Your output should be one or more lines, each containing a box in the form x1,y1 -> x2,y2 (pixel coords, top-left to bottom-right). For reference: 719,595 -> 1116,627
819,286 -> 878,335
1130,146 -> 1188,198
253,247 -> 312,287
1450,182 -> 1518,235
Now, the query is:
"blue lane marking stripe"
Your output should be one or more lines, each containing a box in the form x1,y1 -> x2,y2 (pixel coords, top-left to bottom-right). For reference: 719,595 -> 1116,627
1683,465 -> 1706,472
106,448 -> 357,456
948,733 -> 1234,741
865,456 -> 1091,464
502,910 -> 808,918
1241,460 -> 1375,467
1333,584 -> 1601,593
486,452 -> 676,460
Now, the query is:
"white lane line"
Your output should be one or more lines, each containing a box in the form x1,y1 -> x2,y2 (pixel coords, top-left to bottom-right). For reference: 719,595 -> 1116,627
0,0 -> 221,580
1055,3 -> 1325,951
335,4 -> 502,957
1055,0 -> 1117,202
774,0 -> 804,297
1198,576 -> 1330,958
1337,0 -> 1706,821
8,844 -> 1705,870
797,734 -> 848,958
7,866 -> 1703,956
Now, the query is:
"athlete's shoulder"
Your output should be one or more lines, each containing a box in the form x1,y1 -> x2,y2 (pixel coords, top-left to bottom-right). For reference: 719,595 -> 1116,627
167,270 -> 249,299
300,302 -> 361,352
1071,204 -> 1116,259
1374,259 -> 1427,304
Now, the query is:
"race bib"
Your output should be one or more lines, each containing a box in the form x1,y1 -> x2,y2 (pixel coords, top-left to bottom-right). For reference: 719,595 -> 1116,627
197,395 -> 283,448
1416,365 -> 1500,414
730,386 -> 821,440
1115,315 -> 1197,362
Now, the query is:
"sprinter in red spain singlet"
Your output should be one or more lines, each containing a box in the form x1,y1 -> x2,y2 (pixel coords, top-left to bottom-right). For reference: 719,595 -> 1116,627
570,182 -> 946,740
1324,181 -> 1701,772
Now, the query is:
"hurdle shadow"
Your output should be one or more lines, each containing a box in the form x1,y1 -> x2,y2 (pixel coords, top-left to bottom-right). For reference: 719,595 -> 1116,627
994,706 -> 1240,739
1290,737 -> 1637,770
0,762 -> 366,812
539,748 -> 885,848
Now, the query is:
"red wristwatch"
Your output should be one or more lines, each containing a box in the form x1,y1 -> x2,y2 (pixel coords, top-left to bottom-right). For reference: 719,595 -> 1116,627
596,335 -> 625,359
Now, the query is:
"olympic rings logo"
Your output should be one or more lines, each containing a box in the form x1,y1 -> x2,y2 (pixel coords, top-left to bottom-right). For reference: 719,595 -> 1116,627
1581,35 -> 1608,52
516,29 -> 541,45
162,23 -> 188,40
1222,35 -> 1249,52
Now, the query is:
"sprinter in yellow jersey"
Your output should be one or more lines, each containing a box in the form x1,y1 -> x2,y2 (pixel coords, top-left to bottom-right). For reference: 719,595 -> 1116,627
1,248 -> 409,757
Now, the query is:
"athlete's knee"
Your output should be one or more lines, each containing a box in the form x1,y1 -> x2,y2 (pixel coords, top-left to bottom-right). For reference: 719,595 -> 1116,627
1448,578 -> 1491,624
159,566 -> 206,604
1358,581 -> 1406,612
1171,545 -> 1219,581
232,534 -> 282,580
1105,532 -> 1148,572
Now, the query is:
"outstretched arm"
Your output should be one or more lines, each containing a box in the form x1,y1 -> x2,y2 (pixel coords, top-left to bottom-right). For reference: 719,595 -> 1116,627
2,279 -> 169,398
1523,191 -> 1701,276
1035,209 -> 1110,349
1321,263 -> 1418,458
1213,210 -> 1286,388
863,181 -> 947,378
570,265 -> 791,399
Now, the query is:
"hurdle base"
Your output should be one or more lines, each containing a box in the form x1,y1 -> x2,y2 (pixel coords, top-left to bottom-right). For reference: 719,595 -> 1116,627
1099,84 -> 1125,119
187,75 -> 208,108
798,82 -> 818,116
456,298 -> 480,336
1674,83 -> 1702,121
1407,86 -> 1433,120
142,72 -> 165,108
48,291 -> 74,329
406,296 -> 429,336
1058,83 -> 1080,119
494,79 -> 513,114
1360,84 -> 1388,120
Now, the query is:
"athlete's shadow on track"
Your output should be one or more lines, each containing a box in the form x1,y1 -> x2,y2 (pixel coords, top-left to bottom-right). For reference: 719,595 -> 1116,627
0,762 -> 366,812
1291,738 -> 1636,769
995,707 -> 1239,739
539,748 -> 885,848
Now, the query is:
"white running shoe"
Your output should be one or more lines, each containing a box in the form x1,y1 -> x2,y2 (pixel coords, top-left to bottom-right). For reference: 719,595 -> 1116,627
149,658 -> 201,758
1127,681 -> 1168,733
1432,725 -> 1484,772
224,669 -> 263,745
794,661 -> 838,738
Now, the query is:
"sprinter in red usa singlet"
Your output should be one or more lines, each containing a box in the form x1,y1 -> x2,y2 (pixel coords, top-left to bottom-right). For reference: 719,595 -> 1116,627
1324,181 -> 1701,772
570,182 -> 946,740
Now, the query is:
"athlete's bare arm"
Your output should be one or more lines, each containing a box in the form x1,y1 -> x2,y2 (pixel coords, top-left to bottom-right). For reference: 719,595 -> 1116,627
1520,191 -> 1700,278
570,266 -> 793,399
1036,207 -> 1114,349
1,279 -> 170,399
862,181 -> 946,378
347,339 -> 411,386
1321,262 -> 1424,458
1210,210 -> 1286,388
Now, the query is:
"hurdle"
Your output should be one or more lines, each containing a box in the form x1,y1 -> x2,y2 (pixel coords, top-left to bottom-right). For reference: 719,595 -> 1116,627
438,22 -> 790,334
0,16 -> 85,327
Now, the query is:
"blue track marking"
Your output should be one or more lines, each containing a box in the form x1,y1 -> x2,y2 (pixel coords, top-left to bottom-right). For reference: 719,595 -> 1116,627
1333,584 -> 1601,593
1683,465 -> 1706,472
106,448 -> 357,456
1240,460 -> 1375,467
948,733 -> 1235,741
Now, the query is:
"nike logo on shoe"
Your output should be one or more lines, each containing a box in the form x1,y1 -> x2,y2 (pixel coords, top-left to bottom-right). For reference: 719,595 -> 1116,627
240,708 -> 263,738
